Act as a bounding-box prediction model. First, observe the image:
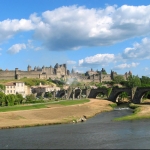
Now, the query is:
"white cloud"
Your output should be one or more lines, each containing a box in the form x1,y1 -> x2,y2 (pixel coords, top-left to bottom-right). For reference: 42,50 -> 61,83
122,38 -> 150,59
79,54 -> 115,67
32,5 -> 150,51
0,19 -> 34,44
7,43 -> 26,54
29,13 -> 41,23
113,62 -> 139,70
67,60 -> 76,65
1,5 -> 150,51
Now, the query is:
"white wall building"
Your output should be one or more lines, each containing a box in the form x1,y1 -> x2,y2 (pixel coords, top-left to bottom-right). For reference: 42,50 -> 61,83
4,82 -> 31,97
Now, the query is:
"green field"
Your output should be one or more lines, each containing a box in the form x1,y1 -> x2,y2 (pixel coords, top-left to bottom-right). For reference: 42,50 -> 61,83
0,99 -> 90,112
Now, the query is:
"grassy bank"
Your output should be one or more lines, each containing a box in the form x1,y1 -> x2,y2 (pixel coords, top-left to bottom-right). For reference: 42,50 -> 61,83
109,103 -> 117,108
0,99 -> 114,129
0,99 -> 90,112
114,103 -> 150,121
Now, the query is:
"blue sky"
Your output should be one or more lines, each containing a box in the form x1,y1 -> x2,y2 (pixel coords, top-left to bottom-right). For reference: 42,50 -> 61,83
0,0 -> 150,77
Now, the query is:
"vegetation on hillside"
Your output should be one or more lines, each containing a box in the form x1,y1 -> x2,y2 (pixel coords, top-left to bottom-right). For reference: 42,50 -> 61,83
20,78 -> 55,86
0,99 -> 90,112
0,78 -> 55,87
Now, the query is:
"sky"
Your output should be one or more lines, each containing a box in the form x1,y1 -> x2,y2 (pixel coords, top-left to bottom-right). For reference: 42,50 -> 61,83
0,0 -> 150,77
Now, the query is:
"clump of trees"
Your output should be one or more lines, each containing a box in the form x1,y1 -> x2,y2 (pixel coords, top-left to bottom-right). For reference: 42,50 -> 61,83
0,92 -> 24,106
0,84 -> 5,92
140,76 -> 150,87
0,92 -> 48,107
112,75 -> 142,88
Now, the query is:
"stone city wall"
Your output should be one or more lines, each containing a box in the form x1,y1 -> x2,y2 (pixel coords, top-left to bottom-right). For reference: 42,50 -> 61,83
17,71 -> 41,75
0,71 -> 15,79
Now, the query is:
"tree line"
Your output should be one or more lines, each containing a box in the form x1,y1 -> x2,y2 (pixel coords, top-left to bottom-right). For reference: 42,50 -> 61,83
110,75 -> 150,88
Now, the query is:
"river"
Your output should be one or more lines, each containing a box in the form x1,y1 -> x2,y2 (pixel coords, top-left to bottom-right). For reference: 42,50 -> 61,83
0,107 -> 150,149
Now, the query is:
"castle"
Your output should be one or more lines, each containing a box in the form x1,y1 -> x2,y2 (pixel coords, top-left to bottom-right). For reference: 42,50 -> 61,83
0,63 -> 132,82
0,63 -> 68,80
70,68 -> 132,83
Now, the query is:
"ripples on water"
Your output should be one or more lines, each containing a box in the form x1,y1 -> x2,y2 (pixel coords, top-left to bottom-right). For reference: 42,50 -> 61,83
114,107 -> 130,110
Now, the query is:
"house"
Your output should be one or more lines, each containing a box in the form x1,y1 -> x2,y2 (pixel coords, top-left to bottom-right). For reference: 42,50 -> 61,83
4,82 -> 31,97
31,82 -> 60,94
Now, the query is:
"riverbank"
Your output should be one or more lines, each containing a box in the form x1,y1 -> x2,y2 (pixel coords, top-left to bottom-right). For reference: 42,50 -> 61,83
0,99 -> 114,129
115,100 -> 150,121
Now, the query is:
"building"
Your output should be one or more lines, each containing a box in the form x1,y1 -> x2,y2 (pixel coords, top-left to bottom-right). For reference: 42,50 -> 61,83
0,63 -> 132,83
4,82 -> 31,97
0,63 -> 69,80
31,82 -> 60,94
69,68 -> 132,83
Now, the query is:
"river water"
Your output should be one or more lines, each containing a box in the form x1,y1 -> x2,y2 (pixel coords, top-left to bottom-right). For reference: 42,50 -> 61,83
0,107 -> 150,149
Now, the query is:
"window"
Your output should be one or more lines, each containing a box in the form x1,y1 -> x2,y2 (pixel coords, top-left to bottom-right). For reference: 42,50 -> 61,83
7,90 -> 9,93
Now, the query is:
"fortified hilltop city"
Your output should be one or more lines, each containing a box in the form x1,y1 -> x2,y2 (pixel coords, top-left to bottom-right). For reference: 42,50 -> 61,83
0,63 -> 132,82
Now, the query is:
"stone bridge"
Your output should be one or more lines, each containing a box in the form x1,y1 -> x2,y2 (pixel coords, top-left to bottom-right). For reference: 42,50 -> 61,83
56,87 -> 150,104
132,87 -> 150,104
88,88 -> 108,98
56,87 -> 108,99
108,87 -> 133,102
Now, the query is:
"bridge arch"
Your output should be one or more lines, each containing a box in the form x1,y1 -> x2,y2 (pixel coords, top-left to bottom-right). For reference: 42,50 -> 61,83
57,90 -> 66,98
113,91 -> 129,103
132,87 -> 150,104
88,88 -> 108,98
108,88 -> 132,102
75,89 -> 82,98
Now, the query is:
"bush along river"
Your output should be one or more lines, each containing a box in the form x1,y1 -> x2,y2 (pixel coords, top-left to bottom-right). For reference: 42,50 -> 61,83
0,104 -> 150,149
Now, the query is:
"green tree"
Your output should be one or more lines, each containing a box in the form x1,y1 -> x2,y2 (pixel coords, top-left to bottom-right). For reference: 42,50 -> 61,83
113,75 -> 125,84
127,75 -> 141,88
15,94 -> 24,105
101,68 -> 107,74
0,84 -> 5,92
26,94 -> 35,103
0,92 -> 5,106
119,92 -> 128,100
5,94 -> 16,106
141,76 -> 150,87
